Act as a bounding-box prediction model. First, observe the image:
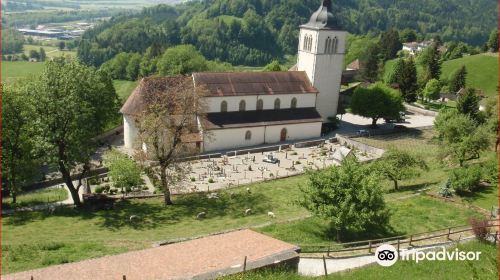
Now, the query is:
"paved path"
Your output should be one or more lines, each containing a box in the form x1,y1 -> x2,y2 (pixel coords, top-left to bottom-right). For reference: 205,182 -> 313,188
298,237 -> 475,276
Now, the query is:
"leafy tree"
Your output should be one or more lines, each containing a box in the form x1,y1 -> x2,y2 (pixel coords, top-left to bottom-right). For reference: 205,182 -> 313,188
449,65 -> 467,93
384,58 -> 404,85
135,77 -> 205,205
379,28 -> 402,61
39,48 -> 47,62
126,53 -> 142,81
299,158 -> 390,242
400,29 -> 417,42
2,29 -> 24,54
449,165 -> 482,194
423,79 -> 441,102
374,149 -> 428,190
104,150 -> 143,192
360,44 -> 380,82
400,57 -> 418,102
487,29 -> 498,52
350,83 -> 404,127
263,59 -> 284,71
29,50 -> 40,60
434,109 -> 490,166
100,52 -> 133,80
29,59 -> 120,206
2,83 -> 38,203
418,43 -> 441,80
58,41 -> 66,51
456,88 -> 480,121
157,45 -> 208,75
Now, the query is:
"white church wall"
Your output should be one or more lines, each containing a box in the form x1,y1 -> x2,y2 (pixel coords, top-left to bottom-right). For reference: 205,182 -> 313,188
124,114 -> 138,149
204,127 -> 266,152
205,94 -> 317,113
265,122 -> 322,144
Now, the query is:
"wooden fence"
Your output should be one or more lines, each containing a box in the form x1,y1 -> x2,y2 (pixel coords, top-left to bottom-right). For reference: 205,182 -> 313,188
300,220 -> 499,257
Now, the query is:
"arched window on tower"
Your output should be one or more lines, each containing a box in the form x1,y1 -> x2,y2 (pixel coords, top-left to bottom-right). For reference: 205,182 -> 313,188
239,100 -> 246,112
291,98 -> 298,109
257,99 -> 264,110
303,35 -> 308,51
325,37 -> 332,54
274,98 -> 281,110
333,36 -> 338,53
220,101 -> 228,112
245,130 -> 252,141
308,35 -> 313,51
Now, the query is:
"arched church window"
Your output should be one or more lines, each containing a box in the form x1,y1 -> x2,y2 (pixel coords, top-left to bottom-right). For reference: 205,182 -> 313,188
291,98 -> 298,109
308,36 -> 313,51
303,35 -> 308,51
333,36 -> 338,53
325,37 -> 331,53
239,100 -> 246,112
245,130 -> 252,140
221,101 -> 228,112
257,99 -> 264,110
274,98 -> 281,110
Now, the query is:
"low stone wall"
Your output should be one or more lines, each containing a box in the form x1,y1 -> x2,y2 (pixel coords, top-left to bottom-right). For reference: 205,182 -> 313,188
336,135 -> 385,157
294,139 -> 325,148
230,144 -> 291,156
405,103 -> 438,117
25,167 -> 109,191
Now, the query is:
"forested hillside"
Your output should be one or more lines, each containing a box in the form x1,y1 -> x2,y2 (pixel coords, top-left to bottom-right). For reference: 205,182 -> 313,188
78,0 -> 498,66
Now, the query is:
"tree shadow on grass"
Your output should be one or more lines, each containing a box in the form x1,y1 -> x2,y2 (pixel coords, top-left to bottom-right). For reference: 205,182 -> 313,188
326,222 -> 403,245
461,185 -> 498,209
386,182 -> 440,194
4,190 -> 271,231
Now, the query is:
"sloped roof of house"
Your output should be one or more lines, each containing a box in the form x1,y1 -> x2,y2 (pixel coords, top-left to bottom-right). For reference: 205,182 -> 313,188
204,108 -> 322,130
193,71 -> 318,97
346,59 -> 361,71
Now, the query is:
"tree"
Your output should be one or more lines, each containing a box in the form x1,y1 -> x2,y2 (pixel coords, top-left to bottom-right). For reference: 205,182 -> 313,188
135,76 -> 206,205
360,44 -> 380,82
29,50 -> 40,60
263,59 -> 284,71
487,29 -> 498,52
422,79 -> 441,102
449,65 -> 467,93
350,83 -> 404,127
434,109 -> 490,166
418,43 -> 441,80
2,29 -> 25,54
126,53 -> 142,81
104,150 -> 143,193
384,58 -> 404,85
299,158 -> 390,242
58,41 -> 66,51
157,45 -> 208,76
400,57 -> 418,102
39,47 -> 47,62
374,149 -> 428,190
456,88 -> 480,121
2,83 -> 38,203
400,29 -> 417,43
379,28 -> 402,61
29,59 -> 119,206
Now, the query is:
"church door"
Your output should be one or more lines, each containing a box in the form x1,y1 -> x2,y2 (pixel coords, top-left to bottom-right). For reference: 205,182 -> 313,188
280,128 -> 287,142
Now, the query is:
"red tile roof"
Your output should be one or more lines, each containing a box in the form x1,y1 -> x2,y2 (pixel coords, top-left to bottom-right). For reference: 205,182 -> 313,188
193,71 -> 318,97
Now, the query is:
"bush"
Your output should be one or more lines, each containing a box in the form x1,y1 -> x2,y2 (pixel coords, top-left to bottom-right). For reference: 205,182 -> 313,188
438,180 -> 455,198
208,178 -> 214,184
190,177 -> 196,182
469,217 -> 491,242
295,161 -> 301,165
449,166 -> 482,194
94,186 -> 104,194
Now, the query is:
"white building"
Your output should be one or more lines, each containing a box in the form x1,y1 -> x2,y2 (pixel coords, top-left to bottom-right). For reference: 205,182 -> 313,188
402,41 -> 433,55
121,0 -> 346,153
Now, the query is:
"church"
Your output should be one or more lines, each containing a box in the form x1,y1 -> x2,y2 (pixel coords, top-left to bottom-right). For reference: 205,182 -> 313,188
121,0 -> 346,153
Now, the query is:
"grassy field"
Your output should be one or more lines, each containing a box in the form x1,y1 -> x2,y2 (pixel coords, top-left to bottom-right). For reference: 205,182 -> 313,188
2,188 -> 68,210
442,54 -> 498,97
22,44 -> 76,59
224,241 -> 498,280
2,61 -> 44,83
113,80 -> 139,102
384,53 -> 498,98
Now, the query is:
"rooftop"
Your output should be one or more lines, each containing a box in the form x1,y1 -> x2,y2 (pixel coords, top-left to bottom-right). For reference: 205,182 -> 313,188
193,71 -> 318,97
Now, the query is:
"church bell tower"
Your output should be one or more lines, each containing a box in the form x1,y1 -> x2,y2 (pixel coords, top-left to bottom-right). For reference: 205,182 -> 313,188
297,0 -> 346,121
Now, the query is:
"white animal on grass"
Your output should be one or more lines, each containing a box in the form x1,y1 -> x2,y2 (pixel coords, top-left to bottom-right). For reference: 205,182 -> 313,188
196,212 -> 207,219
245,208 -> 252,216
129,215 -> 140,222
246,188 -> 251,194
267,212 -> 275,218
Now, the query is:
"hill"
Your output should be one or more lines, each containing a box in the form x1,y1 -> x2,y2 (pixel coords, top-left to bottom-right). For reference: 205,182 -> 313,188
78,0 -> 498,67
441,53 -> 498,97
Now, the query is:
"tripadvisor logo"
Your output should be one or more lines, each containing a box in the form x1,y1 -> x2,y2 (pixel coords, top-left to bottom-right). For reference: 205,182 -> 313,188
375,244 -> 482,267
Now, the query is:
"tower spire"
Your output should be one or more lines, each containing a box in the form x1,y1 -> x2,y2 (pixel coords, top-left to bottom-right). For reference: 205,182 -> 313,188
303,0 -> 338,30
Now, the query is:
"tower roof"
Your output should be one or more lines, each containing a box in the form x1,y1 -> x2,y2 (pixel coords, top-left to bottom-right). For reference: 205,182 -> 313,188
301,0 -> 340,30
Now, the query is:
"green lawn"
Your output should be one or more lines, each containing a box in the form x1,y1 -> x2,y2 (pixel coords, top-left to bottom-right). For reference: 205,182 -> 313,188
2,188 -> 68,210
23,44 -> 77,59
441,54 -> 499,97
224,241 -> 498,280
2,61 -> 44,83
113,79 -> 139,103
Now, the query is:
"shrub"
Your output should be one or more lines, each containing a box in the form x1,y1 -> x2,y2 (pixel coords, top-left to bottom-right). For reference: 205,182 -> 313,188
208,178 -> 214,184
295,161 -> 301,165
190,177 -> 196,182
94,186 -> 104,194
291,151 -> 298,156
125,186 -> 132,193
248,165 -> 253,171
449,166 -> 482,194
438,180 -> 455,198
469,217 -> 491,242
